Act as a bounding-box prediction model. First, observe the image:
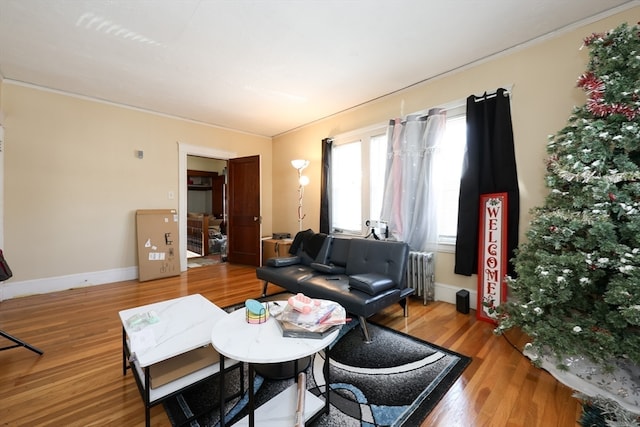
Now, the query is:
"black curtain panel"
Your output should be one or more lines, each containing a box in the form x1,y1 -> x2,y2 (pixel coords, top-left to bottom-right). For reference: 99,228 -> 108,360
320,138 -> 333,234
455,88 -> 519,276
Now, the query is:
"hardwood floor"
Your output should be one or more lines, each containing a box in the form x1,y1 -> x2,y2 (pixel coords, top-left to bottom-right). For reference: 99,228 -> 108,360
0,263 -> 582,426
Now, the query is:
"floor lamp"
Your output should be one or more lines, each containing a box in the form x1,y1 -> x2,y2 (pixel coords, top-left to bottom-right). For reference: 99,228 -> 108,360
291,159 -> 310,231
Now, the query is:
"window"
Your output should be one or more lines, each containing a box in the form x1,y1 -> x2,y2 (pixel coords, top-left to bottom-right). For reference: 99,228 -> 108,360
331,140 -> 362,232
330,107 -> 466,245
435,106 -> 466,246
331,125 -> 387,235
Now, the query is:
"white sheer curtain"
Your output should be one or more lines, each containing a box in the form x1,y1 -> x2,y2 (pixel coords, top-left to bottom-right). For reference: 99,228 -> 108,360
380,108 -> 446,252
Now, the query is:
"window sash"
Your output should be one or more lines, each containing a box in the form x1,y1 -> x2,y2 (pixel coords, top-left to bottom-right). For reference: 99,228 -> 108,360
331,140 -> 362,233
331,125 -> 387,236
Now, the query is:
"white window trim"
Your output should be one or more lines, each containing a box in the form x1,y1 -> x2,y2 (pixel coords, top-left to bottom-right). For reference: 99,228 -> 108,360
331,122 -> 388,144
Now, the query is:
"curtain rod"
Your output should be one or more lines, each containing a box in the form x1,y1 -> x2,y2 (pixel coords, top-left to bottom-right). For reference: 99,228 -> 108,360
403,84 -> 514,118
401,87 -> 510,119
473,85 -> 513,102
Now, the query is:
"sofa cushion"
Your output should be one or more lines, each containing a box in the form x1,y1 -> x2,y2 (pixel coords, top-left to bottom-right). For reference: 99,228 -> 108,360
328,237 -> 350,267
345,239 -> 409,286
348,273 -> 395,295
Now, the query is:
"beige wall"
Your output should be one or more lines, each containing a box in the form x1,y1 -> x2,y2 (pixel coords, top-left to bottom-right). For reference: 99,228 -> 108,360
1,7 -> 637,298
272,7 -> 640,293
1,83 -> 271,288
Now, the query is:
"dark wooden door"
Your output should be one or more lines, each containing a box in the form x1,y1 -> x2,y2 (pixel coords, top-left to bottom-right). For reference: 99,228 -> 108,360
227,155 -> 261,266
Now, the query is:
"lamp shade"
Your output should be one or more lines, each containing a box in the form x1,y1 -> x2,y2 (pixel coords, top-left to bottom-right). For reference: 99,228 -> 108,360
291,159 -> 309,170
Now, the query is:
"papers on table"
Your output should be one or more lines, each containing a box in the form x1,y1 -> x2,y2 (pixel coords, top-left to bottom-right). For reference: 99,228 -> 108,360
275,301 -> 346,338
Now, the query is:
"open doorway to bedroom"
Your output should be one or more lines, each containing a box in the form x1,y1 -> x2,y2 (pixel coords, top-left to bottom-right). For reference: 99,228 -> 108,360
186,155 -> 228,268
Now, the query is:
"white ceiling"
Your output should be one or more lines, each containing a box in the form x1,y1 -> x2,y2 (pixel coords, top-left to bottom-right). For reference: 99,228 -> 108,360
0,0 -> 636,137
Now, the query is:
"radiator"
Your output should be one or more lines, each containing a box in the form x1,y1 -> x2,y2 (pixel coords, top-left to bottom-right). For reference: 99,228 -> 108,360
407,251 -> 435,305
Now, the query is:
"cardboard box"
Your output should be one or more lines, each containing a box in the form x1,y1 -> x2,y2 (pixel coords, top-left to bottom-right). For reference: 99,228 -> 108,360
149,345 -> 220,389
262,238 -> 293,265
136,209 -> 180,282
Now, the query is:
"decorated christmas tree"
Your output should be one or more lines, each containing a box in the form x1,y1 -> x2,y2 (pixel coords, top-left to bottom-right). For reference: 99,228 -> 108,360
496,22 -> 640,369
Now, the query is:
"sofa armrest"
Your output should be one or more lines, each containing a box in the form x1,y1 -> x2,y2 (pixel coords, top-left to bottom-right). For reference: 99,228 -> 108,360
310,262 -> 346,275
266,256 -> 301,267
348,273 -> 395,295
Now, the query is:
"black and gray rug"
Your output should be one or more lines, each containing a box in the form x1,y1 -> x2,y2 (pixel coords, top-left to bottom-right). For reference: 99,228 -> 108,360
164,319 -> 471,427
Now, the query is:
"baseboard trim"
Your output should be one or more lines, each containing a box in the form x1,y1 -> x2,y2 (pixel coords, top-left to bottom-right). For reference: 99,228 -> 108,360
1,271 -> 475,306
433,282 -> 478,310
0,267 -> 138,301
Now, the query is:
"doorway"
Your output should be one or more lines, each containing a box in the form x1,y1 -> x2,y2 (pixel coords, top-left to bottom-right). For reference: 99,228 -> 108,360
178,143 -> 235,271
186,157 -> 227,267
178,143 -> 262,271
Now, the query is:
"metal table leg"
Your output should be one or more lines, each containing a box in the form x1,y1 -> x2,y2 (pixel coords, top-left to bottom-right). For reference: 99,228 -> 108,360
219,356 -> 225,427
248,363 -> 255,427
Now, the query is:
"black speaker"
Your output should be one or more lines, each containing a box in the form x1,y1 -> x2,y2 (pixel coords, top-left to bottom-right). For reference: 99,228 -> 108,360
456,290 -> 470,314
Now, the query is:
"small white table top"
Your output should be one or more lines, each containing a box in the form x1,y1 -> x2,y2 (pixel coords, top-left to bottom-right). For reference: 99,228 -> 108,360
211,302 -> 340,364
119,294 -> 228,367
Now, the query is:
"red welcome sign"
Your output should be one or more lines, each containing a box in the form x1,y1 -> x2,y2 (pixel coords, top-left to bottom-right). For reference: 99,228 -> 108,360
477,193 -> 508,323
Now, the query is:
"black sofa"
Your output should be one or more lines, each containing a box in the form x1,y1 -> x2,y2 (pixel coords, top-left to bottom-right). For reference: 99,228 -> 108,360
256,230 -> 413,342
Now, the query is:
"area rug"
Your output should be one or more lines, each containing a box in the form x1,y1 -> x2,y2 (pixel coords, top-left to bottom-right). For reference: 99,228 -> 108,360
164,318 -> 471,426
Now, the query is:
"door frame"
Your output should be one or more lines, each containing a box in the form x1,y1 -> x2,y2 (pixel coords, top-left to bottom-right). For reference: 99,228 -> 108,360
178,142 -> 236,272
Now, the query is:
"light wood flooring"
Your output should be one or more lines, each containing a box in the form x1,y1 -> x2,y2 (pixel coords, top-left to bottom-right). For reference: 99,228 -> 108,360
0,262 -> 582,426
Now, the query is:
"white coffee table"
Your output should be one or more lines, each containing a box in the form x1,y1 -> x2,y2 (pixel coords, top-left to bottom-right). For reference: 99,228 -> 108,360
119,294 -> 238,427
211,302 -> 341,427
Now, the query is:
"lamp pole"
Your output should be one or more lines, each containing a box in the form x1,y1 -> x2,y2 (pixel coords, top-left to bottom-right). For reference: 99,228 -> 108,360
297,168 -> 305,231
291,159 -> 310,232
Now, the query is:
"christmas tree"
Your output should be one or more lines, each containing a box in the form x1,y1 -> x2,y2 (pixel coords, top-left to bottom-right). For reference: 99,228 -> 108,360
496,22 -> 640,368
